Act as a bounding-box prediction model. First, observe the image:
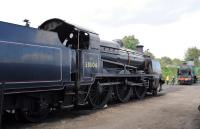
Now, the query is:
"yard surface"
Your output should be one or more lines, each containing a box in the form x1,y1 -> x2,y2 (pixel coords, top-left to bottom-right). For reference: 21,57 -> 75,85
3,84 -> 200,129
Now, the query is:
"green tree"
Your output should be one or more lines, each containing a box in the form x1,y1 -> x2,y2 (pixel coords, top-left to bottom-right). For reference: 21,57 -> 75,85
162,66 -> 178,80
172,58 -> 182,66
159,56 -> 172,67
184,47 -> 200,66
122,35 -> 139,50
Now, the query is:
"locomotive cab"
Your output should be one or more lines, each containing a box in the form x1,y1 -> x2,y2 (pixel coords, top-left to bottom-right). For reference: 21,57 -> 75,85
39,18 -> 101,82
39,18 -> 91,50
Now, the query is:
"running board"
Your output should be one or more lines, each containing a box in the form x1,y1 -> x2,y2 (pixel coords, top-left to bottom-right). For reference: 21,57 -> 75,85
99,81 -> 145,87
99,82 -> 122,86
60,105 -> 74,109
125,80 -> 143,87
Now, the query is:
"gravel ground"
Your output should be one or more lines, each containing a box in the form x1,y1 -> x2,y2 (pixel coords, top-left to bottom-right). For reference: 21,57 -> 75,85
3,84 -> 200,129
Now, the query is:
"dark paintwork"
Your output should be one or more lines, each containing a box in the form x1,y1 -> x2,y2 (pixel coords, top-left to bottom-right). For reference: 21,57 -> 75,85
0,18 -> 163,95
0,21 -> 72,93
0,19 -> 165,126
0,41 -> 61,82
0,83 -> 3,127
81,50 -> 101,81
0,19 -> 162,94
38,18 -> 101,81
0,20 -> 102,94
100,40 -> 145,70
39,18 -> 98,35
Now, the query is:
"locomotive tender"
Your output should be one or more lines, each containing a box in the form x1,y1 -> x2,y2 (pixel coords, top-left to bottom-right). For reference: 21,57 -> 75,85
0,18 -> 163,123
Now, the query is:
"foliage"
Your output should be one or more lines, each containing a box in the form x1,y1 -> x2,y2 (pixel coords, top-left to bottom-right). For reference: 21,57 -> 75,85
184,47 -> 200,66
195,67 -> 200,76
172,58 -> 182,66
122,35 -> 139,50
162,66 -> 178,80
159,56 -> 172,66
159,57 -> 182,81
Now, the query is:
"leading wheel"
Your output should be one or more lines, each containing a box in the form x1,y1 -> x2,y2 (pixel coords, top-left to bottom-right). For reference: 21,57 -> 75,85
88,81 -> 112,109
134,86 -> 147,99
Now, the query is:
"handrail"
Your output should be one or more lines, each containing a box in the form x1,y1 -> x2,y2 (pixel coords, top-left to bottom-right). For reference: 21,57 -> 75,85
102,59 -> 137,70
100,45 -> 144,56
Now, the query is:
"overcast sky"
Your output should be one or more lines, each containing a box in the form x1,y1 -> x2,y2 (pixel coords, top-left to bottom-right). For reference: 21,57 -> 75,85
0,0 -> 200,59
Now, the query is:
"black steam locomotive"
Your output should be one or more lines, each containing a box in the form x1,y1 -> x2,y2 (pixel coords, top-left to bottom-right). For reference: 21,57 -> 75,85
0,18 -> 163,123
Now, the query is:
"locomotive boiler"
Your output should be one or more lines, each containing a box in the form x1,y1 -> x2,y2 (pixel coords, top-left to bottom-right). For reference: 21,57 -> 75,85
0,18 -> 163,124
100,40 -> 149,72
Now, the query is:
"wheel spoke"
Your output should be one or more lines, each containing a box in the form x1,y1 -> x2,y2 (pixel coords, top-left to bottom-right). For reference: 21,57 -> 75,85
20,98 -> 49,122
134,86 -> 147,99
88,81 -> 111,108
114,84 -> 132,103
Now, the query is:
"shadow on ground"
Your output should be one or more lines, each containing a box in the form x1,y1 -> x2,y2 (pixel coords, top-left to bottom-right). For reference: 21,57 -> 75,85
2,86 -> 184,129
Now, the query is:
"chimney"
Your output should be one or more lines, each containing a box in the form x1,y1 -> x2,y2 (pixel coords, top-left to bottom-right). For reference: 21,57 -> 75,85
136,45 -> 144,53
